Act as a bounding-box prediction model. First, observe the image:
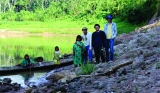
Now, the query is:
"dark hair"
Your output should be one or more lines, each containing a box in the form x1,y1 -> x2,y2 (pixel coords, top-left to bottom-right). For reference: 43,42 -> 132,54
55,46 -> 59,51
24,54 -> 30,64
76,35 -> 82,41
24,54 -> 29,59
94,24 -> 100,28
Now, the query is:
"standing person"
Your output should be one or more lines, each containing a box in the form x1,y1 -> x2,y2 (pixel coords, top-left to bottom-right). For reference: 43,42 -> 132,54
53,46 -> 62,71
81,27 -> 92,63
73,35 -> 85,67
104,14 -> 117,61
21,54 -> 34,68
92,24 -> 106,63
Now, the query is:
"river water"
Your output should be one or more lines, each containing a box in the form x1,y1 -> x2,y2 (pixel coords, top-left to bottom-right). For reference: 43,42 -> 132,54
0,33 -> 75,87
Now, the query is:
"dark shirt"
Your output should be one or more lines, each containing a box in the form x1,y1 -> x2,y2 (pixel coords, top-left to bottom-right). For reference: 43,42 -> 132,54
92,30 -> 106,49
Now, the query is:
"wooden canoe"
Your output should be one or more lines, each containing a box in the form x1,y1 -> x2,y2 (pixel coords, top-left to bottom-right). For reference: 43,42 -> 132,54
0,58 -> 73,75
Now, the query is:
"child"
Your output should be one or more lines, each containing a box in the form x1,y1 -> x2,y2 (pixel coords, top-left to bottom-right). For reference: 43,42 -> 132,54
21,54 -> 34,68
53,46 -> 62,71
73,35 -> 85,67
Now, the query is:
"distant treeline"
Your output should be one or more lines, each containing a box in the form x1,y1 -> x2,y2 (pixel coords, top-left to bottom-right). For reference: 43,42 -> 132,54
0,0 -> 159,24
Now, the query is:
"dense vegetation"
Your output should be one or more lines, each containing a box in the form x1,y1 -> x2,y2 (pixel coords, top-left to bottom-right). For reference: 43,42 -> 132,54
0,0 -> 159,24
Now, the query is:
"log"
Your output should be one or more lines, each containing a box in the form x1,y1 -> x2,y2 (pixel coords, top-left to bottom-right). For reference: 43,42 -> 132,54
95,60 -> 133,76
77,60 -> 133,77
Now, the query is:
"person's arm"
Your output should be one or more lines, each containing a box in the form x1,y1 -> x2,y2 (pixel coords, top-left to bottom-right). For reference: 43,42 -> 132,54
82,42 -> 86,51
89,33 -> 92,50
102,31 -> 107,48
104,24 -> 107,34
73,44 -> 75,57
81,34 -> 84,41
21,60 -> 25,67
59,52 -> 63,58
92,33 -> 94,49
112,23 -> 117,38
53,52 -> 55,60
114,23 -> 117,38
30,59 -> 34,64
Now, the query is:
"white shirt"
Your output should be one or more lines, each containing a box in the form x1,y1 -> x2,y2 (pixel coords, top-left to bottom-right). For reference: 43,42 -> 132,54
81,32 -> 92,49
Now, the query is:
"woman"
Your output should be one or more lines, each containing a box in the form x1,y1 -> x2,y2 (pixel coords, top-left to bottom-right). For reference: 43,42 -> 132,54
73,35 -> 85,67
21,54 -> 34,68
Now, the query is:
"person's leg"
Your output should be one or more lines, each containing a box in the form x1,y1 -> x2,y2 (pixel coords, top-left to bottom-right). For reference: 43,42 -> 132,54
105,39 -> 110,62
83,46 -> 89,63
100,48 -> 105,62
88,49 -> 93,62
94,48 -> 100,63
86,46 -> 90,63
110,39 -> 114,61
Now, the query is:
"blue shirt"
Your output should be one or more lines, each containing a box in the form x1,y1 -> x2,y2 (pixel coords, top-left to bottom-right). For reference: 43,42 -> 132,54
104,22 -> 117,39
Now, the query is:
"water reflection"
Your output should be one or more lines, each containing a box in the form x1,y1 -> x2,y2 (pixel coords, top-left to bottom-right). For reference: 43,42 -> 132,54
0,70 -> 49,87
20,71 -> 34,84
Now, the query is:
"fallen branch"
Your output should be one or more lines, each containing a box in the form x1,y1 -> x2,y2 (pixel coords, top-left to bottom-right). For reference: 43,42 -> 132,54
77,60 -> 133,77
96,60 -> 133,76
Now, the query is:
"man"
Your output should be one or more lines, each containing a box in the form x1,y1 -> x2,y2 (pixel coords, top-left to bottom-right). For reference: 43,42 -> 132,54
81,27 -> 92,63
92,24 -> 106,63
104,14 -> 117,62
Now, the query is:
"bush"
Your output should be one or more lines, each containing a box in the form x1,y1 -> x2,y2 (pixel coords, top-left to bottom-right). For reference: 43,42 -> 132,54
81,63 -> 95,75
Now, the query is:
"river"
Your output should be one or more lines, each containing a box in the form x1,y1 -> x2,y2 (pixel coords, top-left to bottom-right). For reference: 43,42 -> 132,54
0,33 -> 76,87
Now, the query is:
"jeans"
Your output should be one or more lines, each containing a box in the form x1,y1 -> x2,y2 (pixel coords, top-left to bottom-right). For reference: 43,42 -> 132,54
106,39 -> 114,61
83,45 -> 92,63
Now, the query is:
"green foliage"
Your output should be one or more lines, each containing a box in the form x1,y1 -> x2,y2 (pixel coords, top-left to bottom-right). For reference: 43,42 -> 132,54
126,0 -> 158,24
81,63 -> 95,75
0,0 -> 159,24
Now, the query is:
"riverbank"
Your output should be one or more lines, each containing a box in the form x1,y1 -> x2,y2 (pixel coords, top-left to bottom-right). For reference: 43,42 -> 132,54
1,22 -> 159,93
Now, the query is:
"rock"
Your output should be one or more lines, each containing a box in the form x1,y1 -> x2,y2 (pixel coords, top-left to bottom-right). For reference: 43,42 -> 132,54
25,87 -> 32,93
155,63 -> 160,69
2,78 -> 12,84
0,85 -> 12,92
46,73 -> 65,82
12,83 -> 21,91
31,89 -> 38,93
117,68 -> 127,76
142,50 -> 155,58
136,35 -> 149,46
98,82 -> 105,89
145,40 -> 158,48
75,67 -> 83,75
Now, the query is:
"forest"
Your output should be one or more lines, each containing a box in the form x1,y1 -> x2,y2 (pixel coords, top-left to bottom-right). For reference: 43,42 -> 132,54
0,0 -> 159,24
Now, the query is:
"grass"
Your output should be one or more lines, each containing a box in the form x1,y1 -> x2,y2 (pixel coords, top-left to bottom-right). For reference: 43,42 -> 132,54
0,19 -> 143,67
0,19 -> 142,34
81,63 -> 95,75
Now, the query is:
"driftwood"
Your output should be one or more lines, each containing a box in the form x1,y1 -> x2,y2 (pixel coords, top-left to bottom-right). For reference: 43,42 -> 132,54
96,60 -> 133,76
78,60 -> 133,77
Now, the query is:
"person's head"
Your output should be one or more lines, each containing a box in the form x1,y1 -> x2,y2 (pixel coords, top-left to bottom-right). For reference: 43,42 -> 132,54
76,35 -> 82,41
106,14 -> 113,23
82,27 -> 87,35
24,54 -> 29,59
94,24 -> 100,31
55,46 -> 59,51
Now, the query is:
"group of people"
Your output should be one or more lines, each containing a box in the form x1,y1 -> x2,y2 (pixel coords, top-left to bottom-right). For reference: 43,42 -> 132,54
21,14 -> 117,69
73,14 -> 117,67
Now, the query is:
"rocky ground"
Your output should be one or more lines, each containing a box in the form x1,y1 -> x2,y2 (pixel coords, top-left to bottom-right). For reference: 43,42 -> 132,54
0,23 -> 160,93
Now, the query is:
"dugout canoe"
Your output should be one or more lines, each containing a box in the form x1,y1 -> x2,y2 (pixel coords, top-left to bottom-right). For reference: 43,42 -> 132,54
0,58 -> 73,75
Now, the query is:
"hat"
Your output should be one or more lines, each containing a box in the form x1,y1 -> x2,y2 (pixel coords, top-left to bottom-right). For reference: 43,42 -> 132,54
82,27 -> 87,31
106,15 -> 113,19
